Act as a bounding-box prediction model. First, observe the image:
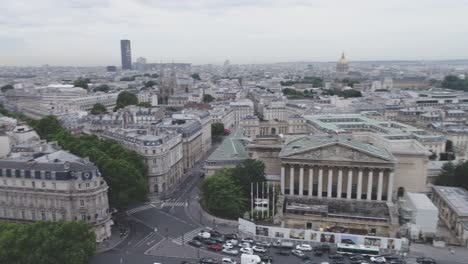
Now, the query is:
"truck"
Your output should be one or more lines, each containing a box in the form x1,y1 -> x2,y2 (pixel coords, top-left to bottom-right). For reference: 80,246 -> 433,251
240,253 -> 261,264
280,241 -> 294,249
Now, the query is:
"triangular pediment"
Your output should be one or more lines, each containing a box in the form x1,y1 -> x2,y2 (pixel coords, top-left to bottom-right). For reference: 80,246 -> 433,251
281,143 -> 392,163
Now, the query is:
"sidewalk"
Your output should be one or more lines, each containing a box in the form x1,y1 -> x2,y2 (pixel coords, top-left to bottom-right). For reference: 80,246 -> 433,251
96,225 -> 129,253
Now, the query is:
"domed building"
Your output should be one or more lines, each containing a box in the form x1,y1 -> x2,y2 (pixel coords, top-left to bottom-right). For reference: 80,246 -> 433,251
336,52 -> 349,74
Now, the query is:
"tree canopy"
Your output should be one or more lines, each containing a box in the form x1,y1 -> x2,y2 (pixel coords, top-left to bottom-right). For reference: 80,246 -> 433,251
137,101 -> 152,108
280,77 -> 323,88
93,84 -> 110,93
1,84 -> 13,93
441,75 -> 468,91
322,88 -> 362,98
231,159 -> 266,196
202,94 -> 215,103
435,161 -> 468,189
191,73 -> 201,81
115,91 -> 138,110
0,221 -> 95,264
73,78 -> 90,89
90,103 -> 107,115
144,80 -> 157,88
201,169 -> 247,219
33,116 -> 148,208
282,88 -> 315,99
211,122 -> 224,137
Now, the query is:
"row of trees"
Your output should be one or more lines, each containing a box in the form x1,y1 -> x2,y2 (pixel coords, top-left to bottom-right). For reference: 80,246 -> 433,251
441,75 -> 468,91
1,84 -> 13,93
322,88 -> 362,98
200,159 -> 266,219
0,221 -> 95,264
280,76 -> 323,88
282,88 -> 315,99
436,160 -> 468,189
34,116 -> 148,208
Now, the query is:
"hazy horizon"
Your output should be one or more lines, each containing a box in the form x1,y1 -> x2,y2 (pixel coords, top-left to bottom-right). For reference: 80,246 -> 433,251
2,0 -> 468,66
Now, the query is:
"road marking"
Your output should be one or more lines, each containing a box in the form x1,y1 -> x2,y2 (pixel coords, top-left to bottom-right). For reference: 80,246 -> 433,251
126,204 -> 154,215
134,232 -> 155,248
172,227 -> 205,245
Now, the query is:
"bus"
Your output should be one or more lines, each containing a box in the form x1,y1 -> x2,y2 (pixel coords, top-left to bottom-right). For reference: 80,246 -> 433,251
336,243 -> 380,257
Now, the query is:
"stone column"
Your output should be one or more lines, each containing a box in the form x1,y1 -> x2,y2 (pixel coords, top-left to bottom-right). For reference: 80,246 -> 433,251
357,169 -> 363,200
346,169 -> 353,199
367,169 -> 373,201
281,165 -> 285,194
327,167 -> 333,198
387,170 -> 394,202
290,165 -> 295,195
337,168 -> 343,198
308,167 -> 313,197
377,169 -> 384,201
299,165 -> 304,196
318,167 -> 323,198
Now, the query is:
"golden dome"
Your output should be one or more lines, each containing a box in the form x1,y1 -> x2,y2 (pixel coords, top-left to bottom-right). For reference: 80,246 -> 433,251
338,52 -> 348,64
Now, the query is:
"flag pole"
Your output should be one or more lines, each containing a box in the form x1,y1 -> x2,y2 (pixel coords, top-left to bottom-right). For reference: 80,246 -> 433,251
251,182 -> 254,221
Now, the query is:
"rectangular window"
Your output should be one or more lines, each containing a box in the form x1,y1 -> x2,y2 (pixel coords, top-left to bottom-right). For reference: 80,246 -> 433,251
52,183 -> 56,189
31,211 -> 36,220
21,181 -> 25,186
81,213 -> 86,221
80,200 -> 85,206
3,179 -> 7,185
21,210 -> 25,219
78,183 -> 82,189
41,211 -> 46,220
32,181 -> 35,188
86,183 -> 90,188
41,182 -> 46,188
52,213 -> 56,221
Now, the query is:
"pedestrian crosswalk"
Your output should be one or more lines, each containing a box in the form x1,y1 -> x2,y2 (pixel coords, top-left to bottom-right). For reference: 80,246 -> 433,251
161,202 -> 188,207
172,227 -> 204,245
126,204 -> 155,215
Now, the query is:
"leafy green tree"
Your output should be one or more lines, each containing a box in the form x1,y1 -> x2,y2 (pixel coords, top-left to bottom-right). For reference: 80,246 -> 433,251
201,169 -> 247,219
435,162 -> 456,186
151,73 -> 159,78
93,84 -> 110,93
211,122 -> 225,137
340,89 -> 362,98
73,78 -> 89,89
115,91 -> 138,110
202,94 -> 215,103
442,75 -> 468,91
90,103 -> 107,115
137,102 -> 152,108
144,80 -> 157,87
0,221 -> 95,264
1,84 -> 13,92
191,73 -> 201,81
34,115 -> 63,140
231,159 -> 266,196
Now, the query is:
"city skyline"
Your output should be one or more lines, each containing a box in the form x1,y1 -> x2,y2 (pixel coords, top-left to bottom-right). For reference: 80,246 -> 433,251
1,0 -> 468,66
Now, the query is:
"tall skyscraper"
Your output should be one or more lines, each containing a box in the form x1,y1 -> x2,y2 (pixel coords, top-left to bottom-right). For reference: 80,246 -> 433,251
120,39 -> 132,70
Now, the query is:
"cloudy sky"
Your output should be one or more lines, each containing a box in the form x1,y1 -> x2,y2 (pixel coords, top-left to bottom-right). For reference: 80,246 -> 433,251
1,0 -> 468,66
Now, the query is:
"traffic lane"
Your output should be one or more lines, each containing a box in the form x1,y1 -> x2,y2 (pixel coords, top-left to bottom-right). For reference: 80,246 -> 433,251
111,219 -> 160,254
132,208 -> 196,238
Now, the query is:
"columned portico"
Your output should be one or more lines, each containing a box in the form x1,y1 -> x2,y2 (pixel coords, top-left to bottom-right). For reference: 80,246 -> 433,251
280,163 -> 395,202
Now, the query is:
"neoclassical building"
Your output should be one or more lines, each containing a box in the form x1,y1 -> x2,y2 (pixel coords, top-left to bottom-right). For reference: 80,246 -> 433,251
279,136 -> 396,201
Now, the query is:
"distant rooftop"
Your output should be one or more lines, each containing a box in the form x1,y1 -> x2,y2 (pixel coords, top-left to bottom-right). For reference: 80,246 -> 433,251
432,186 -> 468,217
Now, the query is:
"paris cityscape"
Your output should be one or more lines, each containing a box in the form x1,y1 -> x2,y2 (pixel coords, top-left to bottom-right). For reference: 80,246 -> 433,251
1,1 -> 468,264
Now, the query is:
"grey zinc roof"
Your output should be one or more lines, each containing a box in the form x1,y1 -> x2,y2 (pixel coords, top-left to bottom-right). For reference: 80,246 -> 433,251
280,135 -> 394,161
206,127 -> 250,162
432,186 -> 468,217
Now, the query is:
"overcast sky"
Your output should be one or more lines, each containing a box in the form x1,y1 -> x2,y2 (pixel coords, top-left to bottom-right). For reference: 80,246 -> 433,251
1,0 -> 468,66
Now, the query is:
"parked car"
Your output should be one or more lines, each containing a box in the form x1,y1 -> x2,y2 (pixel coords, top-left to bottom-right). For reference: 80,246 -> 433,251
256,241 -> 272,247
225,234 -> 238,240
329,255 -> 344,261
296,244 -> 312,251
241,238 -> 254,243
313,245 -> 330,253
276,249 -> 290,256
221,258 -> 236,264
370,256 -> 386,263
227,239 -> 239,246
417,257 -> 436,264
181,261 -> 198,264
239,247 -> 253,254
223,243 -> 234,249
222,248 -> 239,256
260,254 -> 273,263
208,244 -> 223,252
213,236 -> 225,243
252,245 -> 267,253
302,261 -> 317,264
193,236 -> 203,241
188,240 -> 202,247
350,255 -> 367,261
198,231 -> 211,239
314,251 -> 323,257
203,239 -> 218,245
199,258 -> 217,264
239,242 -> 251,248
292,249 -> 306,259
210,230 -> 223,237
